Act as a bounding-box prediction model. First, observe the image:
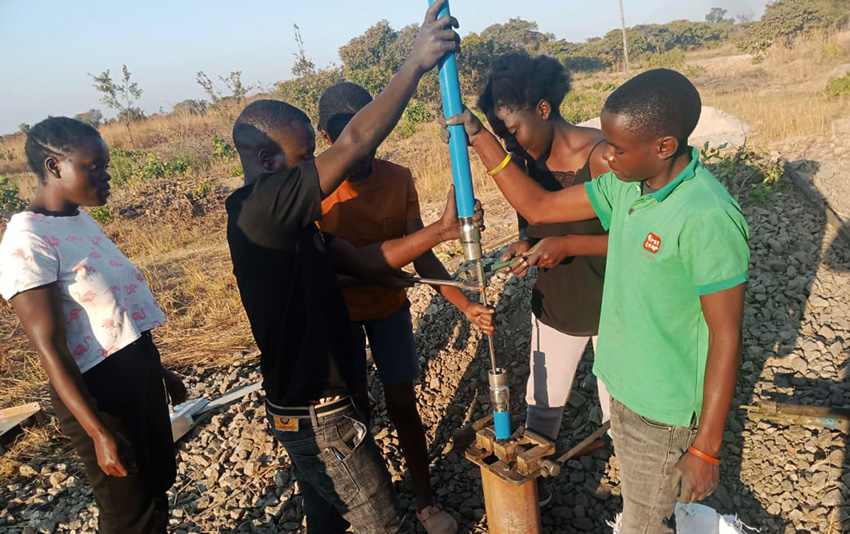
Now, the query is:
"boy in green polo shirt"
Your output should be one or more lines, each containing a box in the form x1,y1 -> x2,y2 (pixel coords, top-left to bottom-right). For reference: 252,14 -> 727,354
445,68 -> 749,533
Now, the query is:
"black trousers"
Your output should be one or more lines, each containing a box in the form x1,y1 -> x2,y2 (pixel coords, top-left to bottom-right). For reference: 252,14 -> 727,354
50,332 -> 176,534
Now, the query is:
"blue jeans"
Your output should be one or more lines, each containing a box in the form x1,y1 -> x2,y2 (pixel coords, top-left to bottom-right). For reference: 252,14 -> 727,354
610,397 -> 697,534
352,301 -> 420,383
266,402 -> 408,533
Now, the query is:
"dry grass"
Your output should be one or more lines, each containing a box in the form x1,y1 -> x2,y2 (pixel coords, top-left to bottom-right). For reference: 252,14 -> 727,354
0,133 -> 27,175
98,101 -> 243,152
0,421 -> 70,481
695,32 -> 850,148
381,122 -> 500,203
705,89 -> 850,146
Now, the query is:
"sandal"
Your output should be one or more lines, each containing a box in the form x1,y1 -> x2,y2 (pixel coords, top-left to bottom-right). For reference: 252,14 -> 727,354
416,505 -> 458,534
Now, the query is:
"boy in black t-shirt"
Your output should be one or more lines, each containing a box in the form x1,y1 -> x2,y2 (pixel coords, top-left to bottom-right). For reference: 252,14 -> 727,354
225,3 -> 466,532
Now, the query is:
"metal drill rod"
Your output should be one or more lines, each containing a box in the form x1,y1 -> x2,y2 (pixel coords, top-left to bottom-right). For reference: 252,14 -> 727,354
475,259 -> 497,372
429,0 -> 511,441
406,277 -> 482,291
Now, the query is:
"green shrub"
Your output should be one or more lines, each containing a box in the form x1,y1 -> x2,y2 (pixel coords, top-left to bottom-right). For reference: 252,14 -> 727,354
139,154 -> 167,181
212,134 -> 237,160
644,49 -> 686,69
108,148 -> 146,186
561,90 -> 605,124
0,175 -> 27,212
88,206 -> 113,224
737,0 -> 848,58
700,143 -> 782,202
166,151 -> 194,175
108,148 -> 196,186
590,81 -> 618,92
228,161 -> 244,178
398,100 -> 433,137
822,43 -> 844,61
683,64 -> 708,79
192,180 -> 214,198
825,72 -> 850,99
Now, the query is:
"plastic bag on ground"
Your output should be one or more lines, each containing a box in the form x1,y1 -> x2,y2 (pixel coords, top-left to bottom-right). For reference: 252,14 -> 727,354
607,502 -> 758,533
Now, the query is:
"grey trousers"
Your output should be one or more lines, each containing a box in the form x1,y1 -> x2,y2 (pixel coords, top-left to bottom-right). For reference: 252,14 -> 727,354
610,397 -> 697,534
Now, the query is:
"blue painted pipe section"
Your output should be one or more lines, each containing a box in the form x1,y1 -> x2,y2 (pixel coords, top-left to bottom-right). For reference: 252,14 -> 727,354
428,0 -> 475,219
493,410 -> 511,440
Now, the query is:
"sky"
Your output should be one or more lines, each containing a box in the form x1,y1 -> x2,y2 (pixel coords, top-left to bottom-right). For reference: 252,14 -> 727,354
0,0 -> 767,135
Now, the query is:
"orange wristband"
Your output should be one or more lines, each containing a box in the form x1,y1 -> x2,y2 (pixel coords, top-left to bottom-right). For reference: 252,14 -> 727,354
688,445 -> 720,466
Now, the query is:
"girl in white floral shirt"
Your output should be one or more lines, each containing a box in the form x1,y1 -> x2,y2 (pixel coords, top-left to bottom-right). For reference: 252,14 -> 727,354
0,117 -> 185,534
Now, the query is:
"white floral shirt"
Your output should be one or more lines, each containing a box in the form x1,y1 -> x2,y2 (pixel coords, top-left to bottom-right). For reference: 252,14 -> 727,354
0,211 -> 166,373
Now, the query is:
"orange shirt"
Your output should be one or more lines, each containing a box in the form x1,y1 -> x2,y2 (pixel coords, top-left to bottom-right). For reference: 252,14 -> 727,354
319,158 -> 421,321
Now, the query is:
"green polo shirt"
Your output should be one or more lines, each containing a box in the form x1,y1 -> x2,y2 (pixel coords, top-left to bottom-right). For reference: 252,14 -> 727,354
585,147 -> 749,426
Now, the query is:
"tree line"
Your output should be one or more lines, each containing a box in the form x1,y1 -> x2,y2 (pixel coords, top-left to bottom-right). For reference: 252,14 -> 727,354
14,0 -> 850,137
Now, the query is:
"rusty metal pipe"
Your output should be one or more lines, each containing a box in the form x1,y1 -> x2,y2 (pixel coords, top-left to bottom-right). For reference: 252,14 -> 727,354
480,466 -> 542,534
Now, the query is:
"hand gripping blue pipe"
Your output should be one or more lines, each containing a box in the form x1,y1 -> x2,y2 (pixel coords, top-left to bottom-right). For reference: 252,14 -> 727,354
429,0 -> 510,441
429,0 -> 475,222
428,0 -> 481,265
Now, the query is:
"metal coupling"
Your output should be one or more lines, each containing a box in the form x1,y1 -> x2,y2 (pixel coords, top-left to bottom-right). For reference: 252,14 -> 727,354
460,217 -> 482,261
488,368 -> 510,413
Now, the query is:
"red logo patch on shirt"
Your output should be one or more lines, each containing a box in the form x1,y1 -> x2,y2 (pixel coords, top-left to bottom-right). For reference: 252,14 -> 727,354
643,232 -> 662,254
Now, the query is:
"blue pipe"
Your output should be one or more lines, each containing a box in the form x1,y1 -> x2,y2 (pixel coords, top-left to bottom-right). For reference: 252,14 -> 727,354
429,0 -> 475,219
429,0 -> 510,441
493,411 -> 511,441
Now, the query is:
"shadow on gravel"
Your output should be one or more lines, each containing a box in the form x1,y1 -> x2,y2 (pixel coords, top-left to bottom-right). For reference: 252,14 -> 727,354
702,159 -> 850,534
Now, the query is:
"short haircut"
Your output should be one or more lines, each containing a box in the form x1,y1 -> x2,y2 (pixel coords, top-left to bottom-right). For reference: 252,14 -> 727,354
25,117 -> 102,182
477,53 -> 570,115
318,82 -> 373,142
603,68 -> 701,144
232,99 -> 311,154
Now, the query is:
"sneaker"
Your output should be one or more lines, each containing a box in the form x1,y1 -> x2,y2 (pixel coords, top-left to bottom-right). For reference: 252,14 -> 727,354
416,505 -> 457,534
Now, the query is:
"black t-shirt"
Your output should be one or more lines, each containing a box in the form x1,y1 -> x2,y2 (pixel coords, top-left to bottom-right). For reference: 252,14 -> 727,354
225,160 -> 364,405
524,152 -> 607,336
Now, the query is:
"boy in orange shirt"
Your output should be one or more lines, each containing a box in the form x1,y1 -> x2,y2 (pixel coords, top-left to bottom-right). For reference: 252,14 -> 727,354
318,82 -> 494,534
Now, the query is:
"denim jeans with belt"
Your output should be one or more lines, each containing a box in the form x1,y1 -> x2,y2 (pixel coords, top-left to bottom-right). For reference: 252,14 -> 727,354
266,401 -> 408,533
610,397 -> 697,534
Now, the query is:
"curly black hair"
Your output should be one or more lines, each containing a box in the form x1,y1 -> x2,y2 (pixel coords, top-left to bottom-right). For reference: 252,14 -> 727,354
603,68 -> 701,145
318,82 -> 373,142
25,117 -> 101,182
477,53 -> 570,116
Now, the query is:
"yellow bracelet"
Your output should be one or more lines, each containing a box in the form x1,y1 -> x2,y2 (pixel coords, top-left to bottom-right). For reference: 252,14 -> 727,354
486,153 -> 512,176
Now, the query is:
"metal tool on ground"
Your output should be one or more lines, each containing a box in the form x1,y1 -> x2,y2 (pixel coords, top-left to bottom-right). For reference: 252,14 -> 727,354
740,400 -> 850,432
538,420 -> 611,478
430,0 -> 509,441
170,381 -> 263,441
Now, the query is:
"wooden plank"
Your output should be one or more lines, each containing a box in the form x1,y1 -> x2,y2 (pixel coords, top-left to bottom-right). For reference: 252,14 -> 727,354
0,403 -> 43,436
0,402 -> 46,454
